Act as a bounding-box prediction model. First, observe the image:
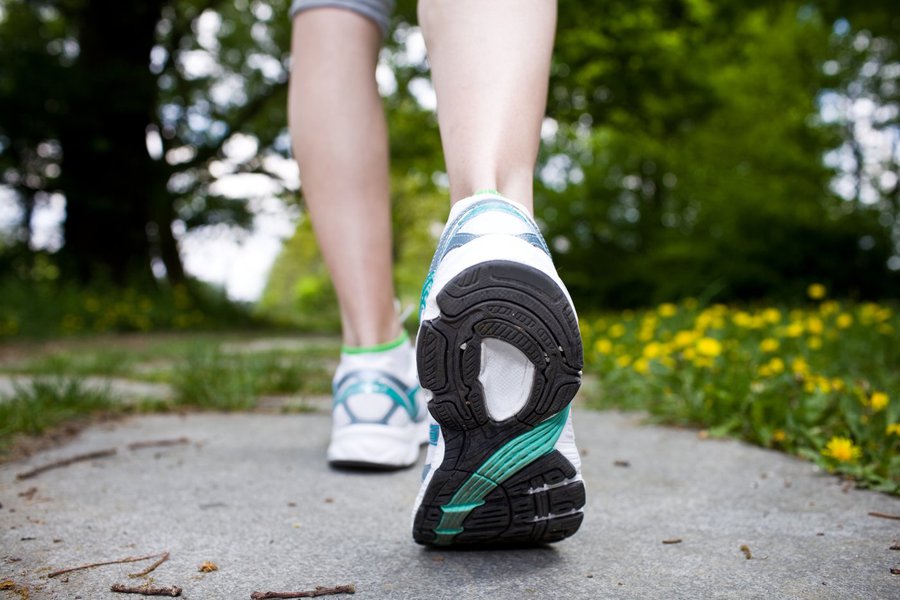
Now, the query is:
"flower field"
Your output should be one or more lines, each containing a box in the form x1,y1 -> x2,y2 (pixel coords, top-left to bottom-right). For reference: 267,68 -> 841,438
581,286 -> 899,492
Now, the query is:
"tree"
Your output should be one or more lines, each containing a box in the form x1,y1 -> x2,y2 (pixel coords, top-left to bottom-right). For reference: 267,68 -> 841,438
0,0 -> 293,285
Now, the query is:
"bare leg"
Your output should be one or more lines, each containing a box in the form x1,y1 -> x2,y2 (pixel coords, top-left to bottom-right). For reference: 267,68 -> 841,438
288,9 -> 400,347
417,0 -> 557,213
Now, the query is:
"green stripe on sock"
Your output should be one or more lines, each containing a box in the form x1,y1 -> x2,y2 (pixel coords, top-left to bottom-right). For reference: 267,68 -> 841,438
473,188 -> 501,196
341,331 -> 408,355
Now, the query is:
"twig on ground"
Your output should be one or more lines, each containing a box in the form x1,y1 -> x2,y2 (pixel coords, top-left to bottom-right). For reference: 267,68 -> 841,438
662,538 -> 682,544
48,551 -> 169,578
128,552 -> 170,578
110,583 -> 182,596
250,584 -> 356,599
17,449 -> 117,480
127,438 -> 190,451
868,511 -> 900,521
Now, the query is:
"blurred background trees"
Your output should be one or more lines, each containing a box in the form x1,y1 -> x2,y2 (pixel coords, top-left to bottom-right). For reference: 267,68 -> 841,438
1,0 -> 898,334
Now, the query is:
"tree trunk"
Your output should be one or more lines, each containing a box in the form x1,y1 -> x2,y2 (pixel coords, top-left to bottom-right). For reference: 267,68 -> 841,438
58,0 -> 167,285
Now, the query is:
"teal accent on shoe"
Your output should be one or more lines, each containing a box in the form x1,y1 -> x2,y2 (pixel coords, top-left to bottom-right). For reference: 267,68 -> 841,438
418,270 -> 435,319
334,380 -> 419,422
341,331 -> 408,355
431,407 -> 571,545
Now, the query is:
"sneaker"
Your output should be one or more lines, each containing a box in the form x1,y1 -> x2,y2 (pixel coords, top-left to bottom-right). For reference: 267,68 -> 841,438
328,333 -> 429,469
411,191 -> 585,546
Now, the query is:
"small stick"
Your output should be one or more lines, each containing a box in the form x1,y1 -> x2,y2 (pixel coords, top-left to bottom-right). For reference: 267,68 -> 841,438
111,583 -> 182,596
128,552 -> 170,578
17,449 -> 117,480
48,551 -> 168,578
868,511 -> 900,521
250,585 -> 356,599
127,438 -> 190,451
661,538 -> 682,544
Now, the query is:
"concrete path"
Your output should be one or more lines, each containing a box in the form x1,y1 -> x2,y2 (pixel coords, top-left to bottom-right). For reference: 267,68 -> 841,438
1,410 -> 898,599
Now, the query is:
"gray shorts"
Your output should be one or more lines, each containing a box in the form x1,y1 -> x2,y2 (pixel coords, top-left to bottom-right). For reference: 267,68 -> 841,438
290,0 -> 395,37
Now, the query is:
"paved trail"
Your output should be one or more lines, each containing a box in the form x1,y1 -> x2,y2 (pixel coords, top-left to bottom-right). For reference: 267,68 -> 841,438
1,410 -> 898,599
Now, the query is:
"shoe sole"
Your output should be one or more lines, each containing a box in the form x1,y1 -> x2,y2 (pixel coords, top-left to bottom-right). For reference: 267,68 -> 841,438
413,260 -> 585,546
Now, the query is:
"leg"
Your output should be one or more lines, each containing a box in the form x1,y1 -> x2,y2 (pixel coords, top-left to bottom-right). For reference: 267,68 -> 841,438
417,0 -> 557,212
290,6 -> 429,470
288,8 -> 400,347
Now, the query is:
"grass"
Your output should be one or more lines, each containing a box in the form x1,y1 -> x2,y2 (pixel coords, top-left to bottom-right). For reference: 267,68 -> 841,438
0,377 -> 115,445
581,289 -> 899,493
0,332 -> 340,456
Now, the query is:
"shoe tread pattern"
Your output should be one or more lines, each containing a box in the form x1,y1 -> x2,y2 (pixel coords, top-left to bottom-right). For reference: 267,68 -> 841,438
414,261 -> 585,546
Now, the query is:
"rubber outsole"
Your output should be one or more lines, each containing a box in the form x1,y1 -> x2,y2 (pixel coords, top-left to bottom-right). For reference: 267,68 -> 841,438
413,260 -> 585,546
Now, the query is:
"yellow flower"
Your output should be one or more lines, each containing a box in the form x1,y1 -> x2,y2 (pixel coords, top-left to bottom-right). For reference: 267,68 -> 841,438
673,330 -> 698,347
807,283 -> 827,300
696,337 -> 723,358
643,342 -> 664,359
886,424 -> 900,436
830,378 -> 844,391
594,338 -> 613,354
633,358 -> 650,374
759,338 -> 779,353
609,323 -> 626,338
870,391 -> 889,412
772,429 -> 786,442
807,336 -> 823,350
785,322 -> 804,338
615,355 -> 632,368
836,313 -> 854,329
791,357 -> 809,376
821,436 -> 861,462
819,300 -> 839,316
767,357 -> 785,374
658,303 -> 678,317
806,317 -> 824,335
762,308 -> 781,324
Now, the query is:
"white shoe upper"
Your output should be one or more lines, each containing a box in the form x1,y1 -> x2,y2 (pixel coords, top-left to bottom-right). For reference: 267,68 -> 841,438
413,191 -> 583,515
327,336 -> 429,468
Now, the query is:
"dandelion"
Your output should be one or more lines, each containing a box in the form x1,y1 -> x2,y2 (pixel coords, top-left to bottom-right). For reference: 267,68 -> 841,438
836,313 -> 853,329
806,317 -> 824,335
594,339 -> 613,354
762,308 -> 781,324
759,338 -> 779,353
643,342 -> 664,359
819,300 -> 841,317
673,330 -> 698,347
807,336 -> 823,350
791,357 -> 809,376
785,322 -> 804,338
633,358 -> 650,374
658,303 -> 678,317
821,436 -> 861,462
772,429 -> 786,442
615,355 -> 633,368
696,337 -> 723,358
870,391 -> 889,412
886,424 -> 900,436
807,283 -> 826,300
609,323 -> 626,338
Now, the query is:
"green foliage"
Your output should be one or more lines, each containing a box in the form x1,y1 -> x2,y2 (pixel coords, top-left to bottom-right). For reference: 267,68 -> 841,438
542,1 -> 900,307
0,275 -> 258,338
582,294 -> 900,492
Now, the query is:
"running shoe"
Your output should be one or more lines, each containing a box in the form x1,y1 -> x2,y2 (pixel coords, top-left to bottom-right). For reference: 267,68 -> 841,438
411,191 -> 585,546
328,333 -> 429,469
